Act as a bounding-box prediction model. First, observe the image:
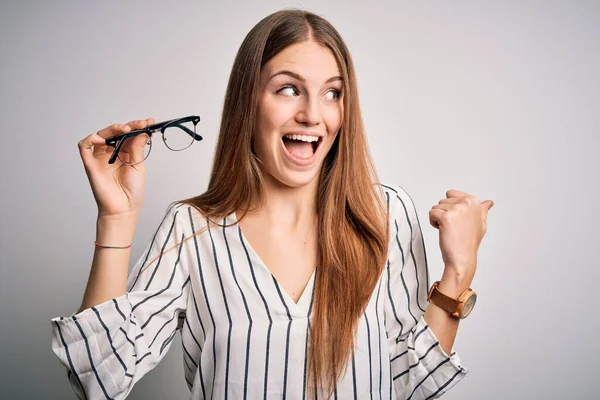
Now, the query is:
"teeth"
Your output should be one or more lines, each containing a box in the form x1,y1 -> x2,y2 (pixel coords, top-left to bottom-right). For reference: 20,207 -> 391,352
284,134 -> 319,142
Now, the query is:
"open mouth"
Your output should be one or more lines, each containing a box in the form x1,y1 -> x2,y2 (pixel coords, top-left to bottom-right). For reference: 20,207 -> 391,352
281,135 -> 322,160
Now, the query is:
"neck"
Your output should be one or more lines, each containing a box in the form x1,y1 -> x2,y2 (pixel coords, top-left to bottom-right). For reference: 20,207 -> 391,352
248,171 -> 319,230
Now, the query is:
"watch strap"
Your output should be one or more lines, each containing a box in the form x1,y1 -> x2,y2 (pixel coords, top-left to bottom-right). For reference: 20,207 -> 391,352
427,281 -> 460,314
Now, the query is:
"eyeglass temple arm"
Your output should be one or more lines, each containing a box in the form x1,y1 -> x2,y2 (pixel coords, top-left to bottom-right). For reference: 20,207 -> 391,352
105,130 -> 150,147
105,130 -> 149,164
107,136 -> 126,164
171,123 -> 203,140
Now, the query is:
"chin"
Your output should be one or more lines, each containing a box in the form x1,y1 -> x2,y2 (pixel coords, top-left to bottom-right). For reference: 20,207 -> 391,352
269,165 -> 322,189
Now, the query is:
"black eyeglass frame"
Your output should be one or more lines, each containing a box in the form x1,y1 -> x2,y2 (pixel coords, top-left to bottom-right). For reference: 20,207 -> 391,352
105,115 -> 202,164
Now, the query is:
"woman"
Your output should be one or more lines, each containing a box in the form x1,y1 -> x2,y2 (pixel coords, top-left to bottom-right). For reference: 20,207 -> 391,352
51,9 -> 493,400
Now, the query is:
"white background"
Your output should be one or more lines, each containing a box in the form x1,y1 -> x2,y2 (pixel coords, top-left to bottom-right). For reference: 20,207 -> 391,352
1,1 -> 598,398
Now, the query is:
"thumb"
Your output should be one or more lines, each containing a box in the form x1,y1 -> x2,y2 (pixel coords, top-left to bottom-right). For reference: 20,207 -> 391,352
481,200 -> 494,214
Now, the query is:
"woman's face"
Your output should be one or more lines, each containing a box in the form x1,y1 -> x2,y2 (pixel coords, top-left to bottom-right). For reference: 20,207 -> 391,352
254,40 -> 344,188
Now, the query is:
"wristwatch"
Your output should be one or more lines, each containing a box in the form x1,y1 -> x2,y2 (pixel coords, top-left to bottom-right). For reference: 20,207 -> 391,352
427,281 -> 477,319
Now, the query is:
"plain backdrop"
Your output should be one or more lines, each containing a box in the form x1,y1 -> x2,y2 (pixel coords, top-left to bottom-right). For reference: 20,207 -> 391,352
1,1 -> 598,399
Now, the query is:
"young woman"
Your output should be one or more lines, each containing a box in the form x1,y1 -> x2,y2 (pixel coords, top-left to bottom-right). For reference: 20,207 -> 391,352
51,9 -> 493,400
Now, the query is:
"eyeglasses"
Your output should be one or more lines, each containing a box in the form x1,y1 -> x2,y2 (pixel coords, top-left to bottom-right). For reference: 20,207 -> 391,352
105,115 -> 202,165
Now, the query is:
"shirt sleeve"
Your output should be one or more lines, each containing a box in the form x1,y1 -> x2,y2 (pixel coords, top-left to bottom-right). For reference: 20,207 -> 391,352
50,203 -> 192,400
383,184 -> 468,400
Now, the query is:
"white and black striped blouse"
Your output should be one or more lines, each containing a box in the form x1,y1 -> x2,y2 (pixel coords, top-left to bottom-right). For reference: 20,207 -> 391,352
51,184 -> 468,399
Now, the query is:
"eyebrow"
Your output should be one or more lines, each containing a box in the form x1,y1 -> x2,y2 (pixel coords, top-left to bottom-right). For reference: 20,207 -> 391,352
269,70 -> 342,84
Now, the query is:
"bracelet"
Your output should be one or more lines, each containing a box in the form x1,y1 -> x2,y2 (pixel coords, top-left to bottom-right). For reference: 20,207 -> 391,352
94,241 -> 132,249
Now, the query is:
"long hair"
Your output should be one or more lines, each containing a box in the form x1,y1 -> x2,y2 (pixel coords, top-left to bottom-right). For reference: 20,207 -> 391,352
171,9 -> 389,397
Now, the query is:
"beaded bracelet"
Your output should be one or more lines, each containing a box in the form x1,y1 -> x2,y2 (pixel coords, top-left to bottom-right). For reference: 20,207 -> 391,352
94,241 -> 132,249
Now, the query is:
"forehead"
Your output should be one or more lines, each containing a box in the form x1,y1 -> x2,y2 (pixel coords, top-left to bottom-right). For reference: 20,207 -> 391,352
262,41 -> 340,83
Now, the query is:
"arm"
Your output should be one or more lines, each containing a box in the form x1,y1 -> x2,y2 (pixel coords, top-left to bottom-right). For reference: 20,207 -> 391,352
424,272 -> 471,355
425,188 -> 493,356
50,204 -> 192,400
78,212 -> 140,313
383,184 -> 467,400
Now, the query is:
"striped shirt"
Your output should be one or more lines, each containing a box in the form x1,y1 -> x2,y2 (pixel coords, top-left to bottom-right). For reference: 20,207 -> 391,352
51,184 -> 468,399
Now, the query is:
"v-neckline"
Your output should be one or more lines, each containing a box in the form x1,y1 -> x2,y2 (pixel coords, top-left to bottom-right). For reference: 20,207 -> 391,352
230,212 -> 316,316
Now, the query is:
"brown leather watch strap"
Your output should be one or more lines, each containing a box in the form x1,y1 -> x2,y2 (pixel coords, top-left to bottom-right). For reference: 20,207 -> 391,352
427,281 -> 460,313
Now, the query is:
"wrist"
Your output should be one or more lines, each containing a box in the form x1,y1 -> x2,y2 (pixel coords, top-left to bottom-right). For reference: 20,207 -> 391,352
96,214 -> 138,246
438,269 -> 474,298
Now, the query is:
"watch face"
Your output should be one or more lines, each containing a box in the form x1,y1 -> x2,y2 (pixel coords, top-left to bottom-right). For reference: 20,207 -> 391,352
461,293 -> 477,318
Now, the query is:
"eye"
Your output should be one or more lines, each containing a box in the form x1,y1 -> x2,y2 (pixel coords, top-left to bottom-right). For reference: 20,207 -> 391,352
277,85 -> 299,97
325,89 -> 342,101
276,85 -> 342,101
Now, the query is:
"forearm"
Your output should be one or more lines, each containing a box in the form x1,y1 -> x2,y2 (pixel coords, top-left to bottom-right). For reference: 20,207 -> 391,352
423,268 -> 474,355
78,214 -> 139,313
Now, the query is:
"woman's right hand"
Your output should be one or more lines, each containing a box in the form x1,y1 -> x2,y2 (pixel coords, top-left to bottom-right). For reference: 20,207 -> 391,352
78,118 -> 155,219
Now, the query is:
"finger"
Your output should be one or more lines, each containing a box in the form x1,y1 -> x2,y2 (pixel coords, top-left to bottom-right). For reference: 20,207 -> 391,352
96,123 -> 131,139
429,209 -> 445,229
121,131 -> 151,150
446,189 -> 469,199
78,133 -> 110,165
119,133 -> 151,164
438,198 -> 461,205
432,203 -> 453,212
124,118 -> 153,131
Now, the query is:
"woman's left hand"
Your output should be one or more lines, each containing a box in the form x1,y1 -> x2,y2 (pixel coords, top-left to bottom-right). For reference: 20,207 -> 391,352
428,190 -> 494,287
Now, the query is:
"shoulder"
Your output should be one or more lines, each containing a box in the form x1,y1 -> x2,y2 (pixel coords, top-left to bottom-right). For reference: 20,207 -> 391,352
378,183 -> 417,216
379,183 -> 404,199
162,201 -> 209,235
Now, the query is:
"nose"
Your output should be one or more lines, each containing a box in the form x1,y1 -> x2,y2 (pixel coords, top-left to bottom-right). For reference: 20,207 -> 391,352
295,94 -> 322,126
